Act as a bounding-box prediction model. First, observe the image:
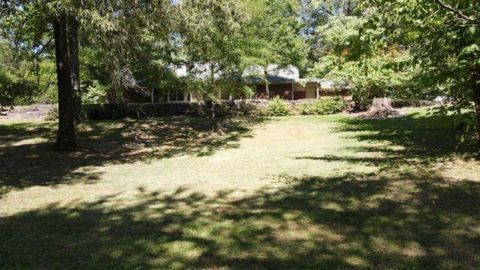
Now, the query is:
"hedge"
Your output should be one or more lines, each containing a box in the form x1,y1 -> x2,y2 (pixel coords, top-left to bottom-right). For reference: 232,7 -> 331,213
79,101 -> 256,120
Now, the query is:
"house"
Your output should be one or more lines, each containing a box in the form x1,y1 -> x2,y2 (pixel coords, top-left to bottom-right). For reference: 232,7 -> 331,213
243,65 -> 339,100
126,64 -> 344,103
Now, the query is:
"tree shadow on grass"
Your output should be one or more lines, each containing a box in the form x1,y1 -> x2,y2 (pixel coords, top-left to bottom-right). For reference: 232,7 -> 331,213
297,113 -> 475,170
1,171 -> 479,269
0,117 -> 266,196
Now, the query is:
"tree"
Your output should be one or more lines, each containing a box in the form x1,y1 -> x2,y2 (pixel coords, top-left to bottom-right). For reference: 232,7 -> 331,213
53,11 -> 76,147
370,0 -> 480,150
308,13 -> 414,108
1,0 -> 174,148
0,3 -> 56,107
241,0 -> 308,96
301,0 -> 362,65
0,38 -> 43,107
174,0 -> 250,131
173,0 -> 308,129
67,16 -> 81,118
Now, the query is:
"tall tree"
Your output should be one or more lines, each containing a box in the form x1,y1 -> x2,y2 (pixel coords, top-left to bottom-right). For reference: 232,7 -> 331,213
1,0 -> 174,148
302,0 -> 361,65
67,16 -> 81,119
308,13 -> 413,107
0,2 -> 55,106
242,0 -> 308,96
53,10 -> 76,147
370,0 -> 480,151
176,0 -> 250,130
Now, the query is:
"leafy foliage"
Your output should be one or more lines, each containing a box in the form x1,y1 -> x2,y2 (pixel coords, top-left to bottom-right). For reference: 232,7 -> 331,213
242,0 -> 308,71
2,0 -> 480,148
0,39 -> 55,106
82,80 -> 109,105
298,97 -> 346,115
369,0 -> 480,147
308,14 -> 415,106
261,96 -> 292,117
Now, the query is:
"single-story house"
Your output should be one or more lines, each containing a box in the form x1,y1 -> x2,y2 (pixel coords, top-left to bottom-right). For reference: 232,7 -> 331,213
243,65 -> 339,100
126,64 -> 345,103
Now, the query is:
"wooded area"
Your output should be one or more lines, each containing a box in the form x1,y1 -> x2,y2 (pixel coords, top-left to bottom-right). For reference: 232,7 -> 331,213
1,0 -> 479,151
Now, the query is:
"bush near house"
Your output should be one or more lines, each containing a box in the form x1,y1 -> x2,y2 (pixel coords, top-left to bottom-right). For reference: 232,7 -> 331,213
45,97 -> 353,121
298,97 -> 346,115
260,96 -> 292,117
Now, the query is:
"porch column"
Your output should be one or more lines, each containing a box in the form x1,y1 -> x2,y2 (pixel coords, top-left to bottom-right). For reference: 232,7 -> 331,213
316,82 -> 320,99
151,89 -> 155,103
291,82 -> 294,101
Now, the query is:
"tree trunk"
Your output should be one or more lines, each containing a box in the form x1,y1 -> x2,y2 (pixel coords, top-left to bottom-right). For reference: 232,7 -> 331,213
360,97 -> 402,119
265,82 -> 270,99
54,13 -> 77,149
67,16 -> 82,120
205,100 -> 219,132
264,69 -> 270,99
208,65 -> 220,132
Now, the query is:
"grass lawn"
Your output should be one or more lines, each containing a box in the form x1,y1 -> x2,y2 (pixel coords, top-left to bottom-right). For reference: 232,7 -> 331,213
1,108 -> 480,269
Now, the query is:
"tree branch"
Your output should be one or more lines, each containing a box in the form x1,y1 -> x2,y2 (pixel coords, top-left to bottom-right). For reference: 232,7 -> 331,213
433,0 -> 479,23
316,6 -> 334,17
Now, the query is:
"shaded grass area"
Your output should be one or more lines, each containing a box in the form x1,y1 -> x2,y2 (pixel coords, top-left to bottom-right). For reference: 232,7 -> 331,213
1,110 -> 480,269
1,171 -> 479,269
297,111 -> 472,169
0,117 -> 265,196
339,112 -> 462,157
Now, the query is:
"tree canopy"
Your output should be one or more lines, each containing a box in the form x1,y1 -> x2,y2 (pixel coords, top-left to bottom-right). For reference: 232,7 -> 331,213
370,0 -> 480,145
1,0 -> 480,150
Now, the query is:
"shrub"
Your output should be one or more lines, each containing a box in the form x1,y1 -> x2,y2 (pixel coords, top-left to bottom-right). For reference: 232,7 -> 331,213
82,80 -> 109,105
0,78 -> 38,106
261,96 -> 292,117
80,101 -> 256,120
299,97 -> 346,115
236,101 -> 257,116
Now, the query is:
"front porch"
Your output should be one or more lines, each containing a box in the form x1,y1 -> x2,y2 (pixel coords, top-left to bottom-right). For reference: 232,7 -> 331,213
253,80 -> 324,100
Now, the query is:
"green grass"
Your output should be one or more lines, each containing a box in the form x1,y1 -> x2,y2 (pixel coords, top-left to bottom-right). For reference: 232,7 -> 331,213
1,109 -> 479,269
